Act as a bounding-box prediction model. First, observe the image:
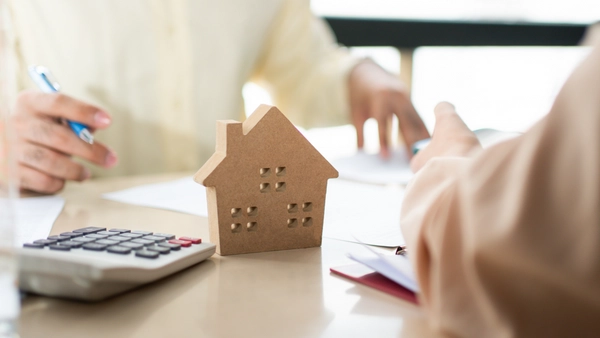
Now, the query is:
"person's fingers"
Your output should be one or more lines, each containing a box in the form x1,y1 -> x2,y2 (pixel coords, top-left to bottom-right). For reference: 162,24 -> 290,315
19,165 -> 65,194
371,98 -> 390,159
15,115 -> 118,168
433,101 -> 456,116
17,143 -> 91,181
351,110 -> 367,149
394,99 -> 430,157
16,90 -> 111,129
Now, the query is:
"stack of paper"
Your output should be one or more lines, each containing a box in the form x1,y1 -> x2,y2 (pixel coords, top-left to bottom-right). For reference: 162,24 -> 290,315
330,245 -> 419,304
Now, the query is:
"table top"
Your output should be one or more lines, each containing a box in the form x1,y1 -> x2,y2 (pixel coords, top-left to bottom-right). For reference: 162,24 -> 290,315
19,172 -> 435,338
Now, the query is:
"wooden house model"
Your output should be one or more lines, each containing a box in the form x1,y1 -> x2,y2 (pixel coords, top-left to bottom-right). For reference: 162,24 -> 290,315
194,105 -> 338,255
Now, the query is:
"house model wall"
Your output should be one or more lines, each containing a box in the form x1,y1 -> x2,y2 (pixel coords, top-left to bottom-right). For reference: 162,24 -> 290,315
194,105 -> 338,255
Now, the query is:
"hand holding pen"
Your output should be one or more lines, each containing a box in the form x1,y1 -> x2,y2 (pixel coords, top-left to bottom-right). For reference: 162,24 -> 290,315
10,65 -> 118,194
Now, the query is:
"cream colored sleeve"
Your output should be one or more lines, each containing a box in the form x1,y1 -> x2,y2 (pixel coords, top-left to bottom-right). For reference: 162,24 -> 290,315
252,0 -> 359,128
400,25 -> 600,337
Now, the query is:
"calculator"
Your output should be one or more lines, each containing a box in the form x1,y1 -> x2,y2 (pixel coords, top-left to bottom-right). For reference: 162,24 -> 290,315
18,226 -> 216,301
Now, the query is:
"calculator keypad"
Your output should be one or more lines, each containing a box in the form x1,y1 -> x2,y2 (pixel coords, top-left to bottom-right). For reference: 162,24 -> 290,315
23,228 -> 203,259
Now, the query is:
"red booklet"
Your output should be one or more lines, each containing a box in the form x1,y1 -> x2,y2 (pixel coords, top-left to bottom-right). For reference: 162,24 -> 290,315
330,263 -> 419,305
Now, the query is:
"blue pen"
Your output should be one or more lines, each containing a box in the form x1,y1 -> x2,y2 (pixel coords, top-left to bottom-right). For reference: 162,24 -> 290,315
28,65 -> 94,144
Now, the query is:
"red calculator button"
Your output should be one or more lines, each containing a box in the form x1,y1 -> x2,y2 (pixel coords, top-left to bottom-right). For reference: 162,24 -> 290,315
179,237 -> 201,244
169,239 -> 191,247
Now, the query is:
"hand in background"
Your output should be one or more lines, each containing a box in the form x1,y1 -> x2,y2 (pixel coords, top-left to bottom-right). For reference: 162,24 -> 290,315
410,102 -> 482,173
12,91 -> 117,194
348,60 -> 430,158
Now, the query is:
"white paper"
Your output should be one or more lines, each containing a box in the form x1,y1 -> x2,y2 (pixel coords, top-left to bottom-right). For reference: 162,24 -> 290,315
323,179 -> 405,247
331,149 -> 414,185
103,177 -> 406,247
15,196 -> 65,245
347,246 -> 418,292
102,176 -> 207,216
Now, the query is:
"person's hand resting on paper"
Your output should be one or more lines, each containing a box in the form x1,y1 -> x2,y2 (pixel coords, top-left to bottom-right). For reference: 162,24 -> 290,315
348,60 -> 430,159
410,102 -> 482,172
12,91 -> 118,194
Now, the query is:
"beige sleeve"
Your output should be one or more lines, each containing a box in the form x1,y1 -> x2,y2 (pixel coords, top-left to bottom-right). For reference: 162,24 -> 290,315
400,25 -> 600,337
251,0 -> 359,128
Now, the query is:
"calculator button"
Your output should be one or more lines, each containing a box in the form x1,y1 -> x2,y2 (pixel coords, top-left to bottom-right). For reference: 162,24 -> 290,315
131,230 -> 153,235
97,231 -> 121,236
60,232 -> 81,238
169,240 -> 191,247
73,227 -> 106,234
33,239 -> 57,246
120,242 -> 145,250
49,244 -> 70,251
59,241 -> 83,248
82,243 -> 107,251
153,233 -> 175,240
179,237 -> 202,244
131,239 -> 155,246
141,236 -> 166,243
72,237 -> 96,243
158,243 -> 181,251
107,236 -> 129,242
147,246 -> 170,254
109,228 -> 131,233
120,233 -> 144,239
135,250 -> 160,259
47,235 -> 71,242
23,243 -> 45,249
95,239 -> 119,246
86,234 -> 108,239
107,246 -> 132,255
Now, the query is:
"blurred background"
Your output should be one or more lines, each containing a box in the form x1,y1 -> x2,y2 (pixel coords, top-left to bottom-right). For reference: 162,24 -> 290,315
244,0 -> 599,155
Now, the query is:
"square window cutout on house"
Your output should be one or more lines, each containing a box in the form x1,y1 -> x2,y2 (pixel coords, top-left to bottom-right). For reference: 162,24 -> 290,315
260,168 -> 271,178
287,204 -> 298,213
247,222 -> 257,231
302,217 -> 312,227
276,167 -> 286,176
231,208 -> 242,218
287,218 -> 298,228
302,202 -> 312,212
247,206 -> 257,216
260,183 -> 270,193
231,223 -> 242,233
276,182 -> 286,192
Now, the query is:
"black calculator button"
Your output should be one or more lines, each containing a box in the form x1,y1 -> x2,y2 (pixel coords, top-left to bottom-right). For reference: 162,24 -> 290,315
107,246 -> 132,254
95,239 -> 119,246
72,237 -> 96,243
33,239 -> 57,246
147,246 -> 170,254
120,242 -> 145,250
131,230 -> 153,235
60,232 -> 83,238
153,233 -> 176,240
120,233 -> 144,239
47,235 -> 71,242
158,243 -> 181,251
82,243 -> 107,251
97,231 -> 121,236
59,241 -> 83,248
131,239 -> 154,246
49,244 -> 70,251
85,234 -> 108,239
23,243 -> 45,249
107,236 -> 129,242
141,235 -> 165,243
135,250 -> 160,259
109,228 -> 131,233
73,227 -> 106,234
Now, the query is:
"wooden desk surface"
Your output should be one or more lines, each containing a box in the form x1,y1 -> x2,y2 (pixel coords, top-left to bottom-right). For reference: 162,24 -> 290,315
19,173 -> 436,338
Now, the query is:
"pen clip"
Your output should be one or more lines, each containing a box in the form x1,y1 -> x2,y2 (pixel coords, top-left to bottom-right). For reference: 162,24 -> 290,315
28,65 -> 61,93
